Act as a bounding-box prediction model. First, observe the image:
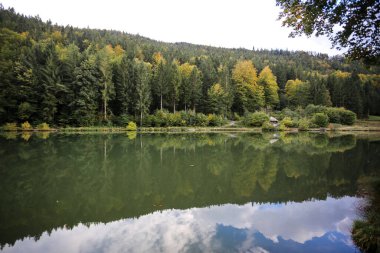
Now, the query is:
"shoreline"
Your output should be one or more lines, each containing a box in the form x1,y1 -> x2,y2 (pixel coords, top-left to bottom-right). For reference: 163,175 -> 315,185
2,125 -> 380,134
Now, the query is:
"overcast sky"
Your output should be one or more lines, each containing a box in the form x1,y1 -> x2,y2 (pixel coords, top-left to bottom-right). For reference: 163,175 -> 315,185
2,0 -> 343,56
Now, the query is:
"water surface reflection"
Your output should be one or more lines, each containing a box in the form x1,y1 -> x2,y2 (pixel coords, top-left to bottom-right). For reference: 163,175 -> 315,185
0,133 -> 379,252
2,197 -> 358,253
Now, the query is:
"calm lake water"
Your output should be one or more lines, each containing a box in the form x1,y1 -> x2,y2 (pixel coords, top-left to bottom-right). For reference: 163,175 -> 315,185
0,132 -> 379,253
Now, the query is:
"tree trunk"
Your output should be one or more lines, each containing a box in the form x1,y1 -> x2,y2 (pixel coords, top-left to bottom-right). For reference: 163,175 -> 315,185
160,93 -> 163,110
104,81 -> 107,121
140,111 -> 143,127
173,101 -> 176,113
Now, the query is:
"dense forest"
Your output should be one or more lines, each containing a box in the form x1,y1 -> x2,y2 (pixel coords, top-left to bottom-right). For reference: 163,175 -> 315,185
0,5 -> 379,126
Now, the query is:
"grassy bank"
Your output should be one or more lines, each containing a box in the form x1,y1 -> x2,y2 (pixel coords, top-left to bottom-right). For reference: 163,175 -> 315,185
2,120 -> 380,133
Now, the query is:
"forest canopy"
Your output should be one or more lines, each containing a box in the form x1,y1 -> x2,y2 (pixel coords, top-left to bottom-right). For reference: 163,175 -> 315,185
0,5 -> 379,126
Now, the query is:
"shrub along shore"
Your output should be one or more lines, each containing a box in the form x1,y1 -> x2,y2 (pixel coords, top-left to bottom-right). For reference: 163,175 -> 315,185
2,105 -> 380,133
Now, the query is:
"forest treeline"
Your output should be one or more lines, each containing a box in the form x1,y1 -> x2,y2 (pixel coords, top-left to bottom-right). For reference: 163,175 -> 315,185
0,5 -> 379,126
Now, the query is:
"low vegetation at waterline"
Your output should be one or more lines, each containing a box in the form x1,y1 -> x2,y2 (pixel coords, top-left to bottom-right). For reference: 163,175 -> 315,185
352,179 -> 380,253
1,105 -> 373,132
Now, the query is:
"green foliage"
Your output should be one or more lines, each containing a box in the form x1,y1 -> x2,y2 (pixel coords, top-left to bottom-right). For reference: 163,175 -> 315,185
312,113 -> 329,128
0,6 -> 377,127
208,83 -> 229,116
113,114 -> 132,126
194,113 -> 209,127
36,123 -> 50,131
298,118 -> 310,131
152,110 -> 168,127
135,60 -> 152,126
281,116 -> 295,128
138,111 -> 226,127
3,123 -> 18,131
308,74 -> 332,106
233,112 -> 242,121
352,220 -> 379,253
243,112 -> 269,127
326,107 -> 356,125
167,112 -> 183,126
278,122 -> 287,131
285,79 -> 311,107
339,110 -> 357,126
207,114 -> 225,126
351,180 -> 380,253
18,102 -> 34,121
276,0 -> 379,63
261,121 -> 275,131
280,108 -> 301,120
126,121 -> 137,131
21,121 -> 32,130
305,104 -> 327,116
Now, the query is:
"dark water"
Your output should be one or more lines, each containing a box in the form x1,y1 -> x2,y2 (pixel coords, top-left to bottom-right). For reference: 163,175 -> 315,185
0,132 -> 379,253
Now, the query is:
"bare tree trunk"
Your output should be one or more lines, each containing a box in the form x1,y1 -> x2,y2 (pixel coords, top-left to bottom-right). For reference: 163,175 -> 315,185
104,81 -> 107,121
173,100 -> 176,113
140,111 -> 143,127
160,93 -> 163,110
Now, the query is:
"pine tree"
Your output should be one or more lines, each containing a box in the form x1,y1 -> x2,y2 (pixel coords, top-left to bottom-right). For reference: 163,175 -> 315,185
308,74 -> 332,106
70,57 -> 98,126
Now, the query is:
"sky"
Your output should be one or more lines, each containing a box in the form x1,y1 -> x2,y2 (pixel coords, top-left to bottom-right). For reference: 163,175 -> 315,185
1,0 -> 343,56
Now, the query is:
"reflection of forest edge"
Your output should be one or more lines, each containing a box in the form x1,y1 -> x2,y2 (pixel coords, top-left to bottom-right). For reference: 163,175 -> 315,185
0,133 -> 379,247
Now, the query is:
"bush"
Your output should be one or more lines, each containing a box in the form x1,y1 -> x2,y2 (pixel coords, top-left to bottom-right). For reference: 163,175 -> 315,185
233,112 -> 241,121
3,123 -> 18,131
37,123 -> 50,130
194,113 -> 209,126
208,114 -> 224,126
326,107 -> 356,125
243,112 -> 269,127
312,113 -> 329,127
21,121 -> 32,130
142,115 -> 154,127
281,117 -> 295,128
326,108 -> 341,123
340,109 -> 356,125
278,122 -> 287,131
153,110 -> 169,127
261,121 -> 275,131
126,121 -> 137,131
180,111 -> 192,126
305,104 -> 327,116
167,112 -> 183,126
298,118 -> 310,131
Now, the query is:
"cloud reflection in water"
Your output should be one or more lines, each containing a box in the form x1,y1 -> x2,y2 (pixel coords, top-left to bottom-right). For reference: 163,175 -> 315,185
1,197 -> 358,253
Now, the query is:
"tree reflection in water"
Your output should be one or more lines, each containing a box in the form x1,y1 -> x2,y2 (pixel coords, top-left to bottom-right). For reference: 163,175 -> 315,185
0,132 -> 379,249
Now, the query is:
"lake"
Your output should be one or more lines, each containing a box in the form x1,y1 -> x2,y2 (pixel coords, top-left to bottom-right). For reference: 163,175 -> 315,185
0,132 -> 379,253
